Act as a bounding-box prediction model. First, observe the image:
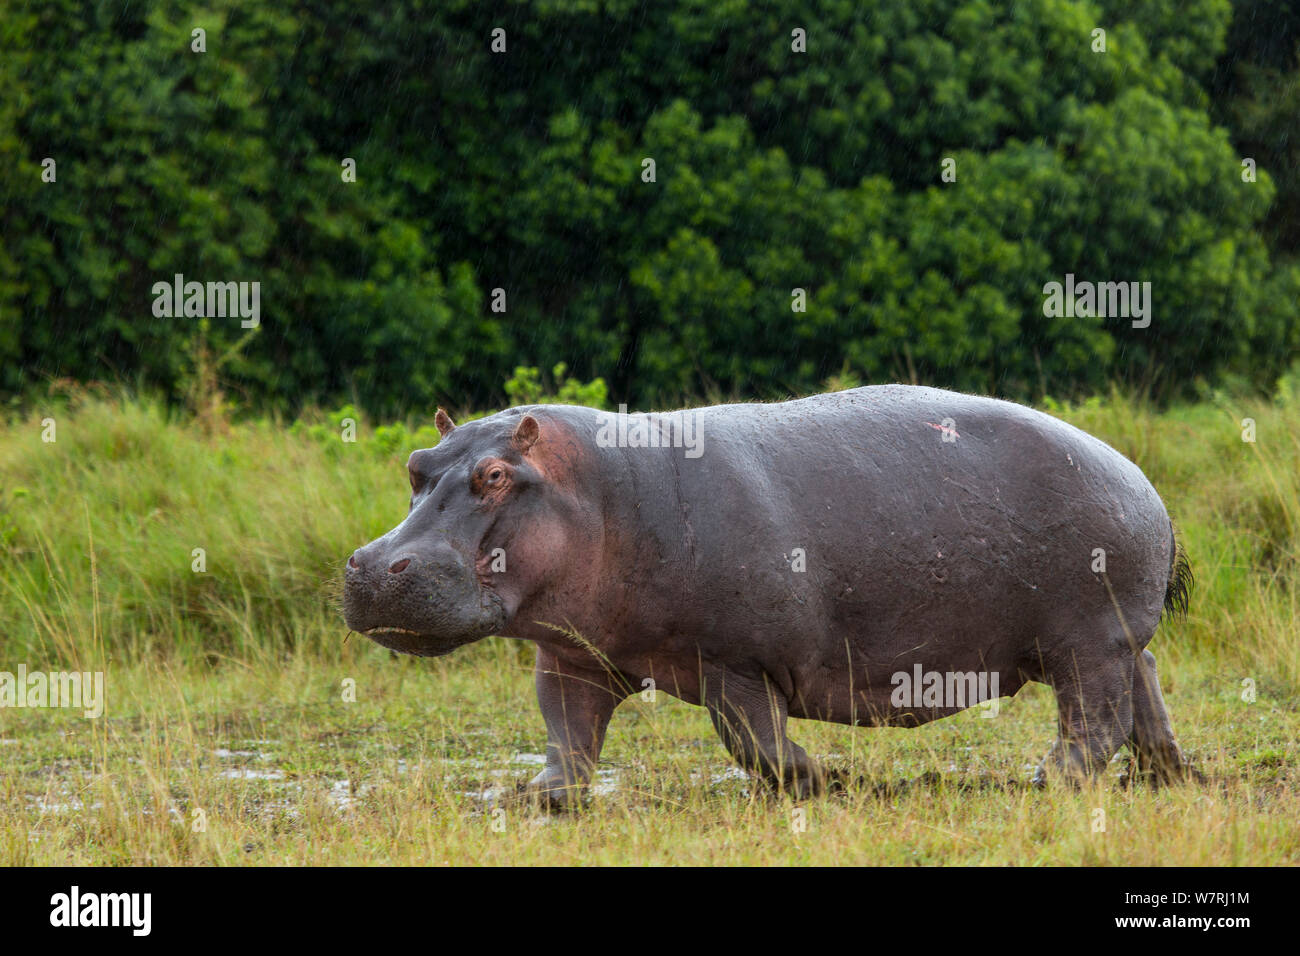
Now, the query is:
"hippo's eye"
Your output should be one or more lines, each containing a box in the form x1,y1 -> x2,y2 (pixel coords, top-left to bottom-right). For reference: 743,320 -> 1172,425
472,459 -> 512,496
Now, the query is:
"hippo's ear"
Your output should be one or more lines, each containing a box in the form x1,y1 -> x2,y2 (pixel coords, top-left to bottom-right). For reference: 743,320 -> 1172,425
512,415 -> 540,454
435,408 -> 457,438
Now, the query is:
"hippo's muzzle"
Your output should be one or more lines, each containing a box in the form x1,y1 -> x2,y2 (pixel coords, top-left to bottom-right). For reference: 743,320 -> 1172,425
343,541 -> 506,657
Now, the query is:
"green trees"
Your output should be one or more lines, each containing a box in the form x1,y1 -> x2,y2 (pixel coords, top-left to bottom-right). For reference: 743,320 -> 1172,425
2,0 -> 1295,413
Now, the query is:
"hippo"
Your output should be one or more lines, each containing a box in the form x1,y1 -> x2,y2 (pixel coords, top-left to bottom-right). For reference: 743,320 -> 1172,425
343,385 -> 1193,805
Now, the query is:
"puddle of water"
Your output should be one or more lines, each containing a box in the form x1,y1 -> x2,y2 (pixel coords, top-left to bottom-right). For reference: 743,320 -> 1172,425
0,739 -> 19,746
213,748 -> 266,759
509,752 -> 548,766
459,766 -> 622,803
462,785 -> 511,805
442,756 -> 487,769
29,796 -> 104,814
328,780 -> 353,808
218,768 -> 284,781
690,766 -> 750,786
326,779 -> 375,811
256,795 -> 303,820
590,769 -> 619,796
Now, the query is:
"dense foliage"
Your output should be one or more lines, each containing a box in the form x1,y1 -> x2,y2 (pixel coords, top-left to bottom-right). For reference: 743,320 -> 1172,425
2,0 -> 1297,414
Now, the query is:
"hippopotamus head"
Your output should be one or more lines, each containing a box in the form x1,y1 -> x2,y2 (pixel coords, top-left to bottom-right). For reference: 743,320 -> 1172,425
343,406 -> 585,656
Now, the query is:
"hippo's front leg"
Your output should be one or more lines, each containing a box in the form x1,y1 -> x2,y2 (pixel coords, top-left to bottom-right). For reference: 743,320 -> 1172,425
528,648 -> 628,810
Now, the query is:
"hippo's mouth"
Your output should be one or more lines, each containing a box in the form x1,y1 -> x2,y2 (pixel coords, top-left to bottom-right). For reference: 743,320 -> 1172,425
359,625 -> 472,658
363,625 -> 421,637
352,590 -> 509,658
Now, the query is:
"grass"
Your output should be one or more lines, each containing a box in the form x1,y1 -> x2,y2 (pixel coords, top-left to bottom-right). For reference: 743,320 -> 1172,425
0,384 -> 1297,865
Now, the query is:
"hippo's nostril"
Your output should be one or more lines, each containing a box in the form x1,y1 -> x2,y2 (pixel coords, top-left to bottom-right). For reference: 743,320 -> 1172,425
348,554 -> 359,569
389,558 -> 411,574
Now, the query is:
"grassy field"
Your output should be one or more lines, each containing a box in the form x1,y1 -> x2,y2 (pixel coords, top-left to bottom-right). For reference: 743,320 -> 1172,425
0,385 -> 1297,865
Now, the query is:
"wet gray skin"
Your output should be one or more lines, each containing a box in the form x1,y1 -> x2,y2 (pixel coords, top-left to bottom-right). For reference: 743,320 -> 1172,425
344,385 -> 1193,807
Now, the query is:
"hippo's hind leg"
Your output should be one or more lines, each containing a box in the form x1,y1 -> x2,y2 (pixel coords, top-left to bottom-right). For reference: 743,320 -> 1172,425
1033,650 -> 1134,786
705,669 -> 824,798
1127,649 -> 1192,784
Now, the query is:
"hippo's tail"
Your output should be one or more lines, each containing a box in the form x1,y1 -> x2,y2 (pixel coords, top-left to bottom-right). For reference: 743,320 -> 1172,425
1162,521 -> 1193,621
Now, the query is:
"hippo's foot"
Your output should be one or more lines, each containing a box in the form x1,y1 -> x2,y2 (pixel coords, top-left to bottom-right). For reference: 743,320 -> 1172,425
523,769 -> 588,812
1031,741 -> 1117,790
1031,634 -> 1147,789
1118,755 -> 1205,789
753,768 -> 827,800
822,766 -> 869,795
1029,761 -> 1086,790
1124,649 -> 1201,787
705,669 -> 828,800
1032,647 -> 1201,790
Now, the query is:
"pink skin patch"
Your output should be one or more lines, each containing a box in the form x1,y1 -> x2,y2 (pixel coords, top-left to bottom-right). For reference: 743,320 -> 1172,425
924,421 -> 960,439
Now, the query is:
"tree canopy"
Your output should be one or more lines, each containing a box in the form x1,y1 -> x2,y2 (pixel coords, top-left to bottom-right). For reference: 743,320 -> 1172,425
2,0 -> 1296,415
